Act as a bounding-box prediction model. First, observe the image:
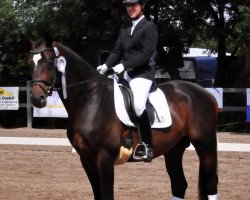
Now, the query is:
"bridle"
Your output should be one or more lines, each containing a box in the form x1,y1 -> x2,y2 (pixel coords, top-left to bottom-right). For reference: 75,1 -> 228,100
30,47 -> 57,96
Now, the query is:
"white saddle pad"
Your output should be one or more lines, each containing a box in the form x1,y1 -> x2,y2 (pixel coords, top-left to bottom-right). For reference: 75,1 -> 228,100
114,75 -> 172,128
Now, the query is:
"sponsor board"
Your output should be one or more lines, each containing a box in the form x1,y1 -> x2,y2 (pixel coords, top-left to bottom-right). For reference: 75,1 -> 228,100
206,88 -> 223,110
0,87 -> 19,110
33,91 -> 68,118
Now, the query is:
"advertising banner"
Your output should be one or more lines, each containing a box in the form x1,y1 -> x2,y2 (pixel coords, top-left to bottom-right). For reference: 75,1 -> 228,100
33,91 -> 68,118
0,87 -> 19,110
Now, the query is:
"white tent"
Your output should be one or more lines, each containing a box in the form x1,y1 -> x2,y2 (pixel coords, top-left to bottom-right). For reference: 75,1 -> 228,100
183,48 -> 217,57
183,48 -> 231,57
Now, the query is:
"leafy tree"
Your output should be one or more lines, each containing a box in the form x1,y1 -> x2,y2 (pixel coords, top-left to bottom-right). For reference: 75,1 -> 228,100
0,0 -> 43,85
145,0 -> 249,86
0,0 -> 25,85
144,0 -> 204,79
236,6 -> 250,87
20,0 -> 124,66
184,0 -> 249,86
0,0 -> 249,87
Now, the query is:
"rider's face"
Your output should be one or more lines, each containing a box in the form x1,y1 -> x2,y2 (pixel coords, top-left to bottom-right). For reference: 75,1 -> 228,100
126,3 -> 143,20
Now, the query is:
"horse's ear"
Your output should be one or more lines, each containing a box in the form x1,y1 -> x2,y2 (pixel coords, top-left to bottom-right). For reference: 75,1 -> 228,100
30,40 -> 35,50
52,41 -> 59,47
43,32 -> 53,48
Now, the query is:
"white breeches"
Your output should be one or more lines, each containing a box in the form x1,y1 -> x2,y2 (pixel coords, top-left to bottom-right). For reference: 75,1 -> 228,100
125,76 -> 152,116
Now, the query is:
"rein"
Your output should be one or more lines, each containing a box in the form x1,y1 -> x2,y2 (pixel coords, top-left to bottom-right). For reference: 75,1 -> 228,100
53,68 -> 115,92
53,77 -> 108,92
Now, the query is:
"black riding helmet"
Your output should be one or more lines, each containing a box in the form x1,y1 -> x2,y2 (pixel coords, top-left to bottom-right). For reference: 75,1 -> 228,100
122,0 -> 145,4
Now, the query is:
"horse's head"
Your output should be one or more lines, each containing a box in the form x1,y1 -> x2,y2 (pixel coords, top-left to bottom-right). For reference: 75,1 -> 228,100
28,38 -> 58,108
28,37 -> 101,108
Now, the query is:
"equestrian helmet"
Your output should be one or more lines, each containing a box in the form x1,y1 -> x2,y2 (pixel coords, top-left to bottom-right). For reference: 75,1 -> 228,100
122,0 -> 145,4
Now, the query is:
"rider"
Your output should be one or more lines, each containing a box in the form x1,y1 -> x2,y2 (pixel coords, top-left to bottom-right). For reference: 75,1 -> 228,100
97,0 -> 158,162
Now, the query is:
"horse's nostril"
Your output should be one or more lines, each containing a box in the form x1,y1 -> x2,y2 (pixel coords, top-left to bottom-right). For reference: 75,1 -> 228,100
40,95 -> 45,100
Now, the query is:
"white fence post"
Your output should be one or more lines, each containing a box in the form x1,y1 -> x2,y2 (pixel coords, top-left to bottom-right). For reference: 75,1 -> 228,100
26,80 -> 32,128
247,89 -> 250,122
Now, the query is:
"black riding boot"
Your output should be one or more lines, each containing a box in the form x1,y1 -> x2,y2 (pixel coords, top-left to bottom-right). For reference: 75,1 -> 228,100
137,110 -> 154,162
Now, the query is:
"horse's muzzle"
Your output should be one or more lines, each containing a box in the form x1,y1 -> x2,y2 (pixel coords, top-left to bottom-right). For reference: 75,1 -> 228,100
31,94 -> 47,108
31,84 -> 49,108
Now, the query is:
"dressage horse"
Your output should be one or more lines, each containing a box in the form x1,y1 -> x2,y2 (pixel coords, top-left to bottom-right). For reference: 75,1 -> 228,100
28,38 -> 218,200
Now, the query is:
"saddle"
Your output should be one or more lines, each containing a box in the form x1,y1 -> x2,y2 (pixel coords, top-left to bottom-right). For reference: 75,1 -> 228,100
113,74 -> 171,128
113,74 -> 172,164
118,82 -> 156,125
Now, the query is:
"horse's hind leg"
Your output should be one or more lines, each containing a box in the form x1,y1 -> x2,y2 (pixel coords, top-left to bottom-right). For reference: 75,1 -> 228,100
164,137 -> 189,199
193,131 -> 218,200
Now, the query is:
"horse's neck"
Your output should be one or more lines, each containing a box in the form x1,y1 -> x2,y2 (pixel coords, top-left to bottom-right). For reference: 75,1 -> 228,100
55,43 -> 97,82
56,46 -> 103,114
65,56 -> 96,82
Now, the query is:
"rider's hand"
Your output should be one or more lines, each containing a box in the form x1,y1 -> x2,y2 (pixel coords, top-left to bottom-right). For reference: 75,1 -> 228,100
112,63 -> 124,74
97,64 -> 108,74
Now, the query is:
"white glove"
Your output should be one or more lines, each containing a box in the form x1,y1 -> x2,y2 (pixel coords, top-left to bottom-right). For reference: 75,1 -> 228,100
97,64 -> 108,74
112,63 -> 124,74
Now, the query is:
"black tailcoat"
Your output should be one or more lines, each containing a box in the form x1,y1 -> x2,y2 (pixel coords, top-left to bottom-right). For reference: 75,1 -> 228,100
105,17 -> 158,80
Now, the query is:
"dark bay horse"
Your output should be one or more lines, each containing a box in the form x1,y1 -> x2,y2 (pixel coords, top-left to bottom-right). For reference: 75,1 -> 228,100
28,38 -> 218,200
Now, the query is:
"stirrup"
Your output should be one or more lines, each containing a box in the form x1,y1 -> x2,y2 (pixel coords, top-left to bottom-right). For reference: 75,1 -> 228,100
133,142 -> 152,161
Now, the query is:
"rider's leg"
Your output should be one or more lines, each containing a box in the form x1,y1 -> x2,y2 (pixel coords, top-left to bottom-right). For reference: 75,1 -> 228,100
129,77 -> 154,161
137,109 -> 154,161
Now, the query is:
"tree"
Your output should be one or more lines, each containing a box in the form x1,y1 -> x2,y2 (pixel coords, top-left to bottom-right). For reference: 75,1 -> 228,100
144,0 -> 204,79
22,0 -> 124,66
185,0 -> 249,86
144,0 -> 250,86
237,6 -> 250,87
0,0 -> 36,85
0,0 -> 249,86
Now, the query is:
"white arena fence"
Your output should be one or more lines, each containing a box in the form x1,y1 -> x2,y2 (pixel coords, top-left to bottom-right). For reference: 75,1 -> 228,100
0,136 -> 249,152
1,81 -> 250,127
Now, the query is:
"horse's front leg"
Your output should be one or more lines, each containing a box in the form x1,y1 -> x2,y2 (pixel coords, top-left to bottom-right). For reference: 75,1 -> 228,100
80,148 -> 115,200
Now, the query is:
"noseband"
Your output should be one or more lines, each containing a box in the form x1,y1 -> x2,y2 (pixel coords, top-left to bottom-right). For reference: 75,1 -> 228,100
32,80 -> 54,96
30,47 -> 57,96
